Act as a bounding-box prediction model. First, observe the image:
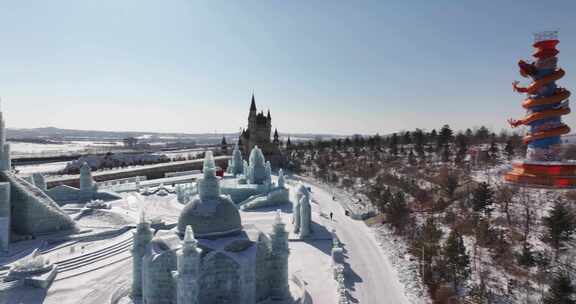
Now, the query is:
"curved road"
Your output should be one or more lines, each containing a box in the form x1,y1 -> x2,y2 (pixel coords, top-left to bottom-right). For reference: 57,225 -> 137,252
306,182 -> 410,304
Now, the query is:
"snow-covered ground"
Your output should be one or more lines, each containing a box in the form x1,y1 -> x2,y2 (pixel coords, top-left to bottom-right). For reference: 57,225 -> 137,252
14,161 -> 68,175
302,181 -> 411,304
9,141 -> 123,158
0,176 -> 415,304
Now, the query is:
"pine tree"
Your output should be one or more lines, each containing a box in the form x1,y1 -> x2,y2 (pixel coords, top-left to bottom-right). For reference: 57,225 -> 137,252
475,126 -> 490,143
442,173 -> 459,198
472,182 -> 494,216
465,128 -> 473,140
543,271 -> 576,304
441,144 -> 451,163
429,129 -> 437,145
389,133 -> 399,157
413,129 -> 425,156
543,201 -> 576,254
516,243 -> 536,268
408,149 -> 417,165
488,140 -> 498,162
438,124 -> 454,148
504,139 -> 515,160
442,229 -> 471,290
415,217 -> 443,283
402,131 -> 412,146
385,191 -> 410,232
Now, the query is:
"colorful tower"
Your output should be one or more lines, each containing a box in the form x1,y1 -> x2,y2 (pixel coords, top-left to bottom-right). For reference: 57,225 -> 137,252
131,212 -> 153,297
505,31 -> 574,187
269,210 -> 290,300
173,225 -> 202,304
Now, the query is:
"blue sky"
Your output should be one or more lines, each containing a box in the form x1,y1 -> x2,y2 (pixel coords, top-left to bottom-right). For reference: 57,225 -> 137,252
0,1 -> 575,135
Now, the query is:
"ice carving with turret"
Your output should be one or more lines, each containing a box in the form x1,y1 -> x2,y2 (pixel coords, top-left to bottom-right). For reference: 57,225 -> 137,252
128,151 -> 293,304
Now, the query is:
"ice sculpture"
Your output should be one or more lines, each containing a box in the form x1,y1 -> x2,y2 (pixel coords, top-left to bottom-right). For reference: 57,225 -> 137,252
299,187 -> 312,238
131,211 -> 153,297
265,161 -> 272,187
7,248 -> 57,288
228,143 -> 244,176
198,151 -> 220,200
79,162 -> 96,192
173,225 -> 202,304
269,209 -> 290,299
292,205 -> 300,233
248,146 -> 268,185
293,183 -> 312,238
0,108 -> 11,171
278,169 -> 285,188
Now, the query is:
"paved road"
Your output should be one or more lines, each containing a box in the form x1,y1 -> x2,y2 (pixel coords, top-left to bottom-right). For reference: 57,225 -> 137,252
307,182 -> 410,304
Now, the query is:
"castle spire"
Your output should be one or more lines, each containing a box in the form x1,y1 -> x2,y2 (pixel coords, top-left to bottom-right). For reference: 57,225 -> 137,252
267,109 -> 271,120
250,93 -> 256,112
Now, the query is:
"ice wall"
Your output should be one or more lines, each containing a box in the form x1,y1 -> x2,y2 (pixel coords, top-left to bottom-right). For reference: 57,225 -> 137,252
2,172 -> 76,236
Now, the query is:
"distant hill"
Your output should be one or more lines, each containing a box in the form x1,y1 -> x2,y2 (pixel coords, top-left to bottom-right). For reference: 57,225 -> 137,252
6,127 -> 345,143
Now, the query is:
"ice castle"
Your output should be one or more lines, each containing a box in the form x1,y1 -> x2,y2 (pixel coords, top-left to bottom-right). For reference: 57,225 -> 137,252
131,151 -> 291,304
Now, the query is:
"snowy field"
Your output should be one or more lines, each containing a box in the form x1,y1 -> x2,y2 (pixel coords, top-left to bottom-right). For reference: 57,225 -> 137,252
14,161 -> 68,175
9,141 -> 123,158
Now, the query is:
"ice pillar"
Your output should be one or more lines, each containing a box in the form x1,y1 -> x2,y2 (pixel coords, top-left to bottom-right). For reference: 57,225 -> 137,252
269,210 -> 290,299
131,212 -> 153,297
0,182 -> 10,252
174,225 -> 202,304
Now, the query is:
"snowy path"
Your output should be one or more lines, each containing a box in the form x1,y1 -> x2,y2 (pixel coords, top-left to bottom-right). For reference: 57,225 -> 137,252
306,182 -> 410,304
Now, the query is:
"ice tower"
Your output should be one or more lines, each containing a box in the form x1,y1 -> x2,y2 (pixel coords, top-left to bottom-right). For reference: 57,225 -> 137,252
131,212 -> 153,297
0,182 -> 10,252
228,143 -> 244,176
0,108 -> 11,171
173,226 -> 202,304
269,210 -> 290,300
79,162 -> 95,192
505,31 -> 575,187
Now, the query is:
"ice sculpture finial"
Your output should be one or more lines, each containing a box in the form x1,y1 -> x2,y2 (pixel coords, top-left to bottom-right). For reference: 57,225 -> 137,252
184,225 -> 196,244
275,209 -> 283,224
203,151 -> 215,174
198,150 -> 220,200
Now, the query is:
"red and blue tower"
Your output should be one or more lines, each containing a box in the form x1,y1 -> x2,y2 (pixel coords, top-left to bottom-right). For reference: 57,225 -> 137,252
505,31 -> 575,187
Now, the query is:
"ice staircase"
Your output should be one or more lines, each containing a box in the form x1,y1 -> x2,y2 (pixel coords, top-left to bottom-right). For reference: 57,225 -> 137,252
54,235 -> 133,276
